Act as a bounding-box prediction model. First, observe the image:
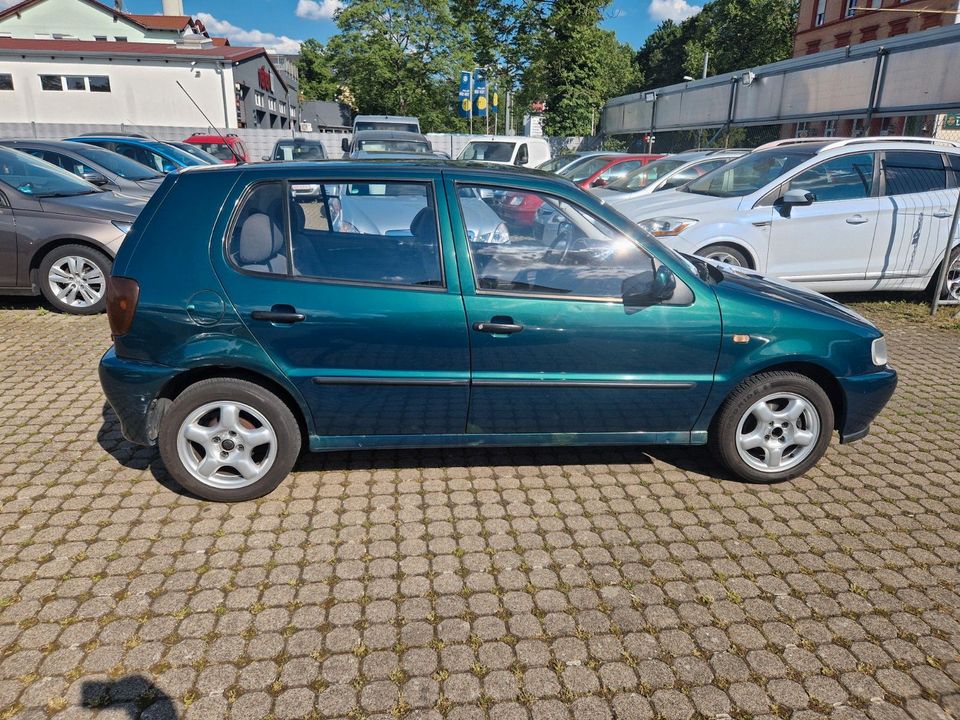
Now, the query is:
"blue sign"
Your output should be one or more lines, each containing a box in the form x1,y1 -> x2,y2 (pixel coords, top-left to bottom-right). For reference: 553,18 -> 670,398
472,68 -> 488,118
457,71 -> 472,118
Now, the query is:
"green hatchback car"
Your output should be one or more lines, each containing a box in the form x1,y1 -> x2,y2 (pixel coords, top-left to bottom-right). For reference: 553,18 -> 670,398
99,161 -> 896,502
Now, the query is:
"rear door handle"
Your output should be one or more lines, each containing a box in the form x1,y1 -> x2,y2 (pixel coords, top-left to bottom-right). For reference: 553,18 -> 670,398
473,320 -> 523,335
251,306 -> 305,324
845,215 -> 869,225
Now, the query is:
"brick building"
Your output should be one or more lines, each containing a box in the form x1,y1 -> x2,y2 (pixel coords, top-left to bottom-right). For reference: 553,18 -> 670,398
787,0 -> 958,137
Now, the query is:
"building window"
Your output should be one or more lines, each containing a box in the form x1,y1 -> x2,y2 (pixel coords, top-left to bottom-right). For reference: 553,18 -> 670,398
0,74 -> 12,91
888,18 -> 910,35
94,35 -> 107,41
114,36 -> 127,42
65,75 -> 86,91
795,121 -> 809,138
39,75 -> 63,91
824,119 -> 837,137
254,91 -> 265,108
815,0 -> 827,26
88,75 -> 110,92
268,97 -> 277,111
279,101 -> 287,115
806,39 -> 822,55
921,12 -> 942,29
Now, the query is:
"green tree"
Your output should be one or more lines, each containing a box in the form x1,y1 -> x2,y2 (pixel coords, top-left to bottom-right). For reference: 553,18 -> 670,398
296,38 -> 338,102
323,0 -> 473,132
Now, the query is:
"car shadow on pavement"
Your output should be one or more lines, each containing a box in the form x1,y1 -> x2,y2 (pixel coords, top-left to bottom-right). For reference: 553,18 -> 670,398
81,675 -> 177,719
98,401 -> 738,497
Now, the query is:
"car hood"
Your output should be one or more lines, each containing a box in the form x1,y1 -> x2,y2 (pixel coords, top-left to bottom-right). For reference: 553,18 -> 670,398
613,188 -> 736,222
38,191 -> 145,221
707,258 -> 877,331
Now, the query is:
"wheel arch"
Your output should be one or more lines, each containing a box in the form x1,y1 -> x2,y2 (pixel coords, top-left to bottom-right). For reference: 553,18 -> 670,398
29,237 -> 115,276
732,361 -> 845,431
157,366 -> 310,447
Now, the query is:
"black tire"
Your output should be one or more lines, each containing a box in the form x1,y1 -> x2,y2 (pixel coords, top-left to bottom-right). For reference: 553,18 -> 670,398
38,244 -> 112,315
698,243 -> 751,268
158,378 -> 301,502
930,245 -> 960,301
709,371 -> 834,484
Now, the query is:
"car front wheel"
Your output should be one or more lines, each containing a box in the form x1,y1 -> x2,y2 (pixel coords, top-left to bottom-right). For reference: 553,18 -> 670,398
699,243 -> 750,268
709,371 -> 834,483
39,244 -> 112,314
158,378 -> 301,502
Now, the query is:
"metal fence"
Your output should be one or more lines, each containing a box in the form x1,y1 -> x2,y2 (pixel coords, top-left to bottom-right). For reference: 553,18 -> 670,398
0,123 -> 590,162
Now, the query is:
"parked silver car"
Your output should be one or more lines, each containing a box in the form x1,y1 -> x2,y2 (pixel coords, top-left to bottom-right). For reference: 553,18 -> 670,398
593,149 -> 748,201
0,139 -> 164,200
0,146 -> 144,314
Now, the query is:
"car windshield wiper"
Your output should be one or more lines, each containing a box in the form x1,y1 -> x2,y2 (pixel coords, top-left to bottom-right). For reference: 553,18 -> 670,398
37,190 -> 97,198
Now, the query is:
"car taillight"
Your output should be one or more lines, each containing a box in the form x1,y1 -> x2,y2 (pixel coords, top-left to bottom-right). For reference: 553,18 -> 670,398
106,276 -> 140,338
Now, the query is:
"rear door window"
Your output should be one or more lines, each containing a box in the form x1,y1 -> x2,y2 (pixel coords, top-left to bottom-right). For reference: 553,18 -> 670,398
229,179 -> 443,288
788,152 -> 875,202
882,151 -> 947,196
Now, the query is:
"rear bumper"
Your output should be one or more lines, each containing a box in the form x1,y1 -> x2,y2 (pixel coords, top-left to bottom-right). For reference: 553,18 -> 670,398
99,347 -> 181,446
838,367 -> 897,443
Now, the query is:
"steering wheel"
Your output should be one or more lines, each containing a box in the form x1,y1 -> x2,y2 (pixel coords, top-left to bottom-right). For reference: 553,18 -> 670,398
544,223 -> 578,264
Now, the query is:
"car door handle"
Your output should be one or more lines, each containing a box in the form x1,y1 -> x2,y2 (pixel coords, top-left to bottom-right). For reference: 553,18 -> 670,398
473,320 -> 523,335
845,215 -> 869,225
251,307 -> 305,324
933,209 -> 952,218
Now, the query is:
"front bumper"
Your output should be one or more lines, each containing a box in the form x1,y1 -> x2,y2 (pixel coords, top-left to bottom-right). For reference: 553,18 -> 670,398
837,366 -> 897,443
99,347 -> 181,446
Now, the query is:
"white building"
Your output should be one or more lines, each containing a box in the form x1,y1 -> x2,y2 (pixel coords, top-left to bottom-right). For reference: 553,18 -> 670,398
0,0 -> 297,130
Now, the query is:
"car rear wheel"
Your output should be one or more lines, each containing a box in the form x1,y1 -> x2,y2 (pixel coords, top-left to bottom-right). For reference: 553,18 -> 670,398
709,371 -> 834,483
937,246 -> 960,301
699,243 -> 750,268
158,378 -> 301,502
38,244 -> 111,314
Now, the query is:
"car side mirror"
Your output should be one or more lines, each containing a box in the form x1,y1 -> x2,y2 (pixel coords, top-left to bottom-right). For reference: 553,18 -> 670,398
261,155 -> 270,161
161,162 -> 176,173
82,171 -> 109,186
782,188 -> 815,206
341,138 -> 350,152
622,266 -> 676,307
592,178 -> 608,188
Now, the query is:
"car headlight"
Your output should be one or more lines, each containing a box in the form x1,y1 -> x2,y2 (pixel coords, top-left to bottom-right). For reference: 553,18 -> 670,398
112,221 -> 133,234
508,195 -> 524,206
871,337 -> 888,366
473,223 -> 510,245
639,217 -> 697,237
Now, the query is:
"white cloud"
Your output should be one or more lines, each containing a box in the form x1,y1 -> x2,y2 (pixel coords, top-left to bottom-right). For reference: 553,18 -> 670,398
196,12 -> 303,54
649,0 -> 702,22
295,0 -> 343,21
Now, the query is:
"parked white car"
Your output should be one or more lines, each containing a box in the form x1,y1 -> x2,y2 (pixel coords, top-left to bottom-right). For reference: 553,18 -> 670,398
594,149 -> 747,200
458,135 -> 551,168
615,137 -> 960,298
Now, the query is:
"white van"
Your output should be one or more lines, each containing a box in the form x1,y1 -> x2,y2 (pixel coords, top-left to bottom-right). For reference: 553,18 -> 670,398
458,135 -> 551,168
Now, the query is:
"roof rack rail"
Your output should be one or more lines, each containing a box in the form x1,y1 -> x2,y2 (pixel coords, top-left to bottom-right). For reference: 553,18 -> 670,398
818,135 -> 960,151
754,137 -> 837,151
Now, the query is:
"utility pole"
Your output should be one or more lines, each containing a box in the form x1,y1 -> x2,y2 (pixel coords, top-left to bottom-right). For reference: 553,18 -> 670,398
702,51 -> 709,80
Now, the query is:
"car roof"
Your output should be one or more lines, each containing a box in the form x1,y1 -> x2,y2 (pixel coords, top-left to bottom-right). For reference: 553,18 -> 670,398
186,135 -> 236,143
68,135 -> 160,146
0,138 -> 90,151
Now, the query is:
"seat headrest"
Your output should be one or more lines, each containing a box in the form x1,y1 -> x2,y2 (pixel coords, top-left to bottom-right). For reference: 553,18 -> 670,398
238,213 -> 283,265
410,207 -> 436,239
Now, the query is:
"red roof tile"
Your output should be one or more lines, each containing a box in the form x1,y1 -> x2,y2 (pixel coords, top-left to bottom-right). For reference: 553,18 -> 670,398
125,14 -> 192,31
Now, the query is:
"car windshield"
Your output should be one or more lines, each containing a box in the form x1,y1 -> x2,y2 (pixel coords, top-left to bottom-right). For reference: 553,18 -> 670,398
538,156 -> 574,173
0,146 -> 98,197
606,157 -> 688,192
274,141 -> 326,160
68,143 -> 163,180
149,142 -> 205,168
354,121 -> 419,133
459,141 -> 515,162
561,156 -> 620,182
173,143 -> 220,164
189,141 -> 237,161
356,139 -> 431,154
683,149 -> 814,197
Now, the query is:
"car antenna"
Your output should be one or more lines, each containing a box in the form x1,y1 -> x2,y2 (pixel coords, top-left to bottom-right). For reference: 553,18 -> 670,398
176,80 -> 245,165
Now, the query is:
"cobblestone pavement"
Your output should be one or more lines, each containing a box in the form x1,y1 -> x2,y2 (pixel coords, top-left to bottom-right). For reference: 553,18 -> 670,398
1,298 -> 959,720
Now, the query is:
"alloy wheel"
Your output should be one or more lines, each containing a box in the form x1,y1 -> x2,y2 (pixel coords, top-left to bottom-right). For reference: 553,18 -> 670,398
47,255 -> 105,308
176,401 -> 278,489
735,392 -> 821,473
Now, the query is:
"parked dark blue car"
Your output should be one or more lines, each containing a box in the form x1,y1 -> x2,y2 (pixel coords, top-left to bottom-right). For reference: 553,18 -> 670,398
100,161 -> 896,501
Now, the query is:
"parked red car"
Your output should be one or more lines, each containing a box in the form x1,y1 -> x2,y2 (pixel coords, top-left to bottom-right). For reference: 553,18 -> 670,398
501,153 -> 664,228
182,133 -> 248,164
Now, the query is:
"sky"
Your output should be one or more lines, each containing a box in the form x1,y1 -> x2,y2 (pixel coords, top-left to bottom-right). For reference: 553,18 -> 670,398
96,0 -> 705,56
